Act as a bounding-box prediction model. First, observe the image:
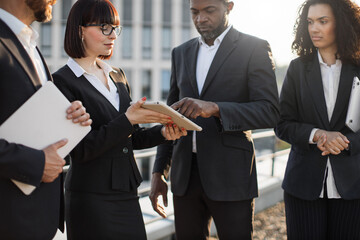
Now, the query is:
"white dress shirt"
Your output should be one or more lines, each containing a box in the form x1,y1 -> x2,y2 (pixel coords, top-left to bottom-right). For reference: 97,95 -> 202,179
309,51 -> 342,198
0,8 -> 47,85
192,25 -> 232,153
67,58 -> 120,111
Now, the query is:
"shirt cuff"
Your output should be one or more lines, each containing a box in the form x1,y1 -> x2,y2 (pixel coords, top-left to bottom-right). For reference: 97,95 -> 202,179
309,128 -> 319,144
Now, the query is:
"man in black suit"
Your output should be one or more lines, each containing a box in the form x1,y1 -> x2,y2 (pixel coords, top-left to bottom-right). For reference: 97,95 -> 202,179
0,0 -> 91,239
149,0 -> 279,239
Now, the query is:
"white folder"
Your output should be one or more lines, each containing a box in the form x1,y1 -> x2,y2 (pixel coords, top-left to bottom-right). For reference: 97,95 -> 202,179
345,76 -> 360,132
0,81 -> 91,195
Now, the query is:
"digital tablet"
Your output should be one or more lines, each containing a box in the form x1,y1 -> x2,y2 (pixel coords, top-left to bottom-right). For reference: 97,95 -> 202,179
346,76 -> 360,132
141,101 -> 202,131
0,81 -> 91,195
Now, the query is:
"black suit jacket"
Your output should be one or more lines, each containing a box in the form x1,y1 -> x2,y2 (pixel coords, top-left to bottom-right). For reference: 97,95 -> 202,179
53,65 -> 165,195
276,54 -> 360,200
0,19 -> 63,239
154,27 -> 280,201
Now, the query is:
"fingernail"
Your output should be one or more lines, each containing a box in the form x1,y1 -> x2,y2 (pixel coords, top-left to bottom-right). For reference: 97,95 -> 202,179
73,119 -> 78,123
168,117 -> 172,120
141,97 -> 146,101
173,125 -> 177,128
67,114 -> 72,118
182,128 -> 185,131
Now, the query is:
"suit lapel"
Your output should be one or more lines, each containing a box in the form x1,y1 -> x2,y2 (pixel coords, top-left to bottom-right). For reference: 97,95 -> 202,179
329,64 -> 356,127
109,70 -> 129,113
305,56 -> 330,129
118,84 -> 130,114
200,27 -> 237,98
184,39 -> 200,97
36,46 -> 52,82
0,20 -> 41,89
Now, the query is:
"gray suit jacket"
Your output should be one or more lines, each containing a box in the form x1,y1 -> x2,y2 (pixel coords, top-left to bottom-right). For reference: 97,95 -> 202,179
154,27 -> 280,201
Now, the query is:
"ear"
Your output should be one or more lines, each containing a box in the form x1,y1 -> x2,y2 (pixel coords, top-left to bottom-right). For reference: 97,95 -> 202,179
226,1 -> 234,13
79,26 -> 84,40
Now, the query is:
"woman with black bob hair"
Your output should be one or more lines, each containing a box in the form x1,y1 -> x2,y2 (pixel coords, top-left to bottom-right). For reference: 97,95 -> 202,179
276,0 -> 360,239
53,0 -> 186,239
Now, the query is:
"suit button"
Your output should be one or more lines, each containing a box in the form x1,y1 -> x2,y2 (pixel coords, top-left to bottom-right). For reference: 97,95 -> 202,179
123,147 -> 129,154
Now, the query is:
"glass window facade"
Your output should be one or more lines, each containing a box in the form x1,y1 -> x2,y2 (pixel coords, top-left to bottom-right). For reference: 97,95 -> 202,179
161,70 -> 171,100
122,26 -> 133,59
143,0 -> 152,22
142,0 -> 152,59
162,0 -> 172,23
123,0 -> 132,21
61,0 -> 72,57
142,27 -> 152,59
142,70 -> 152,99
40,23 -> 52,57
122,0 -> 133,59
162,0 -> 172,59
182,0 -> 191,44
162,27 -> 171,59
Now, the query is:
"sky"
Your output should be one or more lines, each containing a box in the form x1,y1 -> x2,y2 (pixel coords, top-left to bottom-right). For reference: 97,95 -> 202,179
229,0 -> 360,66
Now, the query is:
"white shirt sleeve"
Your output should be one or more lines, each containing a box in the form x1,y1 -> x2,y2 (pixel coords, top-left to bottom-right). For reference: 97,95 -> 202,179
309,128 -> 319,144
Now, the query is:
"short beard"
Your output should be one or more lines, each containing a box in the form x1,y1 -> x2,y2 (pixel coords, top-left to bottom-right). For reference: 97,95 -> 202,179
196,13 -> 228,41
25,0 -> 56,23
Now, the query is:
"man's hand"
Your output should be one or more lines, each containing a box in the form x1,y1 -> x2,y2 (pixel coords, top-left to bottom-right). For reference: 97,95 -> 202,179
42,139 -> 67,183
314,130 -> 349,156
171,97 -> 219,119
67,100 -> 92,126
149,172 -> 168,218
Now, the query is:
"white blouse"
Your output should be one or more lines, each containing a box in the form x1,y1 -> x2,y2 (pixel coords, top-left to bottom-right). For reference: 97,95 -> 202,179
67,58 -> 120,111
309,51 -> 342,199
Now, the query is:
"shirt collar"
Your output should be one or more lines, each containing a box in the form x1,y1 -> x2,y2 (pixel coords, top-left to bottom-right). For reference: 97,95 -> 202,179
317,50 -> 341,68
96,59 -> 117,76
67,58 -> 116,78
198,25 -> 232,48
0,8 -> 26,35
0,8 -> 38,47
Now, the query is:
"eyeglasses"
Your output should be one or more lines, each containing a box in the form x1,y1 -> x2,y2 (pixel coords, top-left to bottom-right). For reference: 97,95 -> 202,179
83,23 -> 122,36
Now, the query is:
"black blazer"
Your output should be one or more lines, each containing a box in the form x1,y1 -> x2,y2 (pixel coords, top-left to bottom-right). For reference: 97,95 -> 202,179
276,54 -> 360,200
154,27 -> 280,201
53,65 -> 165,195
0,20 -> 63,239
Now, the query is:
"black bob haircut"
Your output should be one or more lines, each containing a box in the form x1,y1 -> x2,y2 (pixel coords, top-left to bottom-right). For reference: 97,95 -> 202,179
64,0 -> 120,60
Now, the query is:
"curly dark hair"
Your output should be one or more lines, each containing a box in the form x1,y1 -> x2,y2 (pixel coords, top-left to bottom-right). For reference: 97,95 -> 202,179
292,0 -> 360,65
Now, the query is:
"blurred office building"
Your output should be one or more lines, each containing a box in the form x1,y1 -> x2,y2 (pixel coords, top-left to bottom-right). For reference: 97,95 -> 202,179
33,0 -> 197,102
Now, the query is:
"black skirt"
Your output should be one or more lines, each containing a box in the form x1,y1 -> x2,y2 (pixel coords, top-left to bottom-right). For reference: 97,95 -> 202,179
65,190 -> 147,240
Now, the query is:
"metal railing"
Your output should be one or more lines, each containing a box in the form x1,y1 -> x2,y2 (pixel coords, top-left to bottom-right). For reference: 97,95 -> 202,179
136,129 -> 290,225
62,129 -> 290,226
63,129 -> 289,188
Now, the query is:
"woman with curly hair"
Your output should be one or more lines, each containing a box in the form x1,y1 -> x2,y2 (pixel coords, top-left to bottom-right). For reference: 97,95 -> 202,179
275,0 -> 360,239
